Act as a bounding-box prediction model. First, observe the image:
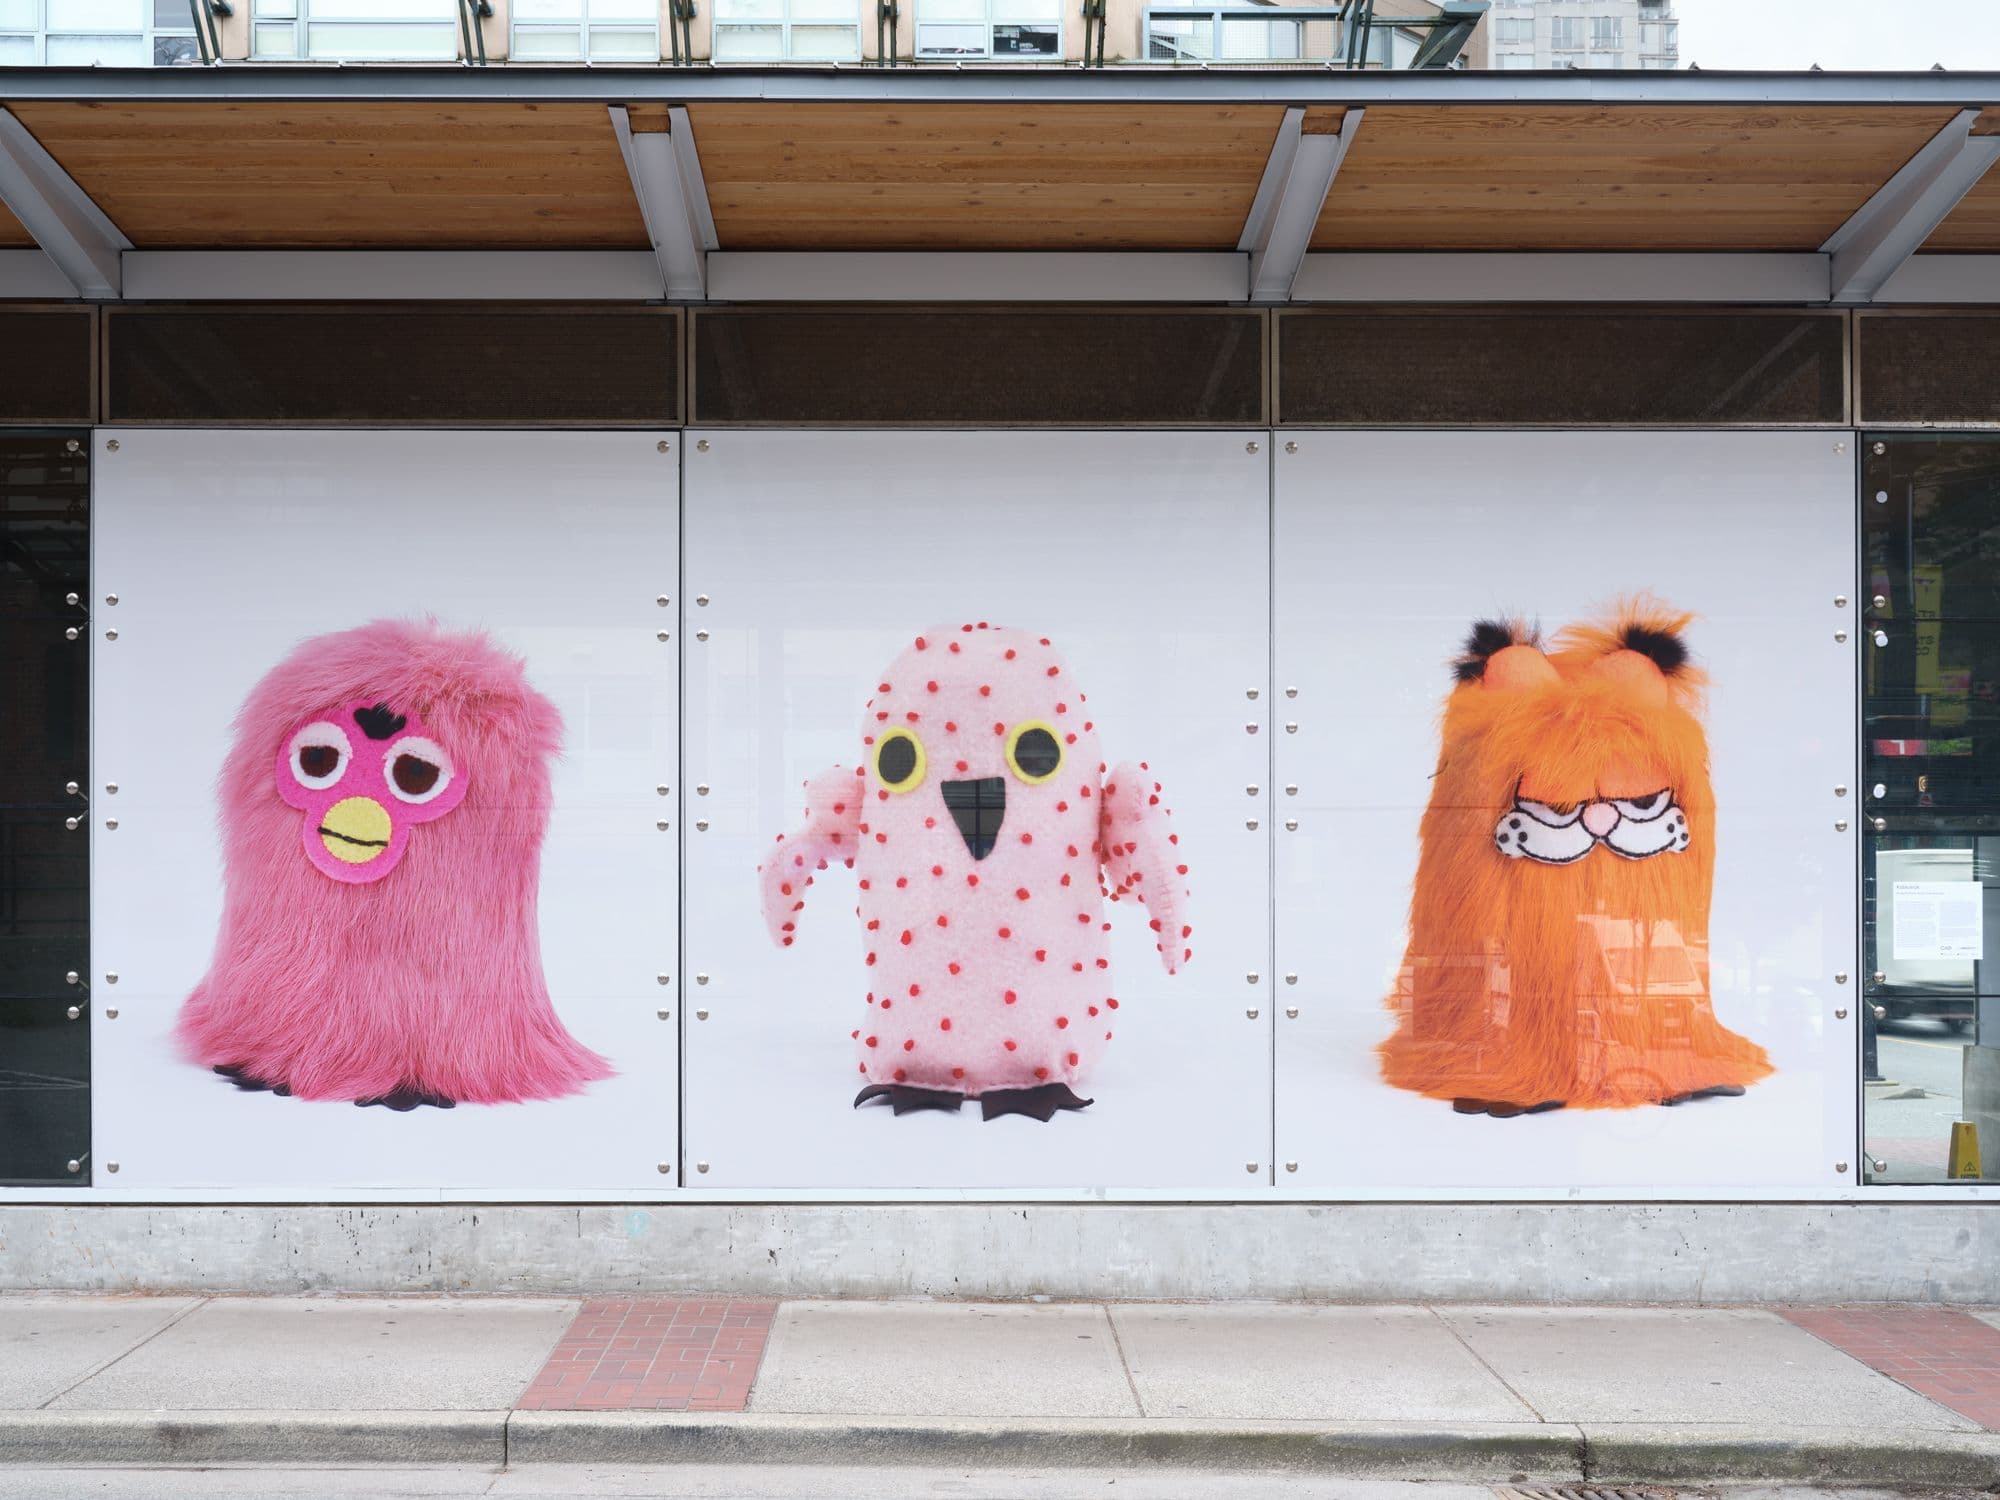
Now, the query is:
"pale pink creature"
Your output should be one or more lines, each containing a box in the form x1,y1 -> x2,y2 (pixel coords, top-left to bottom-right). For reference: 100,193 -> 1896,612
759,623 -> 1191,1121
175,618 -> 612,1111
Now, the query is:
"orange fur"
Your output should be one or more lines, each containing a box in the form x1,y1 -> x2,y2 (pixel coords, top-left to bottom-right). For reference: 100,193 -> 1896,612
1377,598 -> 1773,1109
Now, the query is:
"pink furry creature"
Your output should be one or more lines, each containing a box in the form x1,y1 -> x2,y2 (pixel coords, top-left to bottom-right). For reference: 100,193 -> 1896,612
175,618 -> 611,1111
758,623 -> 1191,1121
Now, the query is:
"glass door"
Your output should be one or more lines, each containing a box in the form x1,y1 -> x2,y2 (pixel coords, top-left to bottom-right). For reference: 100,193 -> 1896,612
1861,433 -> 2000,1185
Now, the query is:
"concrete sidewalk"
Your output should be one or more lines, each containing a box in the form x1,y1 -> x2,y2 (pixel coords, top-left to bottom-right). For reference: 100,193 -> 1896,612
2,1295 -> 1998,1485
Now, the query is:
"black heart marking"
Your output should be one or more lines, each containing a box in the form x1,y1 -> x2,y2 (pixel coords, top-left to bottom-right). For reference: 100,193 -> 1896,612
353,702 -> 407,741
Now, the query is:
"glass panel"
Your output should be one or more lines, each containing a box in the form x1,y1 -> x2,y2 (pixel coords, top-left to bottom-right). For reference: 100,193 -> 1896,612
789,0 -> 853,22
252,18 -> 297,50
583,23 -> 654,55
1496,52 -> 1534,68
152,0 -> 192,23
153,31 -> 201,58
990,20 -> 1053,53
510,22 -> 583,55
711,19 -> 780,57
0,35 -> 34,61
992,0 -> 1053,22
787,21 -> 855,56
511,0 -> 582,17
309,0 -> 449,19
0,436 -> 91,1189
46,0 -> 141,28
0,0 -> 36,29
588,0 -> 654,21
711,0 -> 778,18
45,30 -> 147,60
915,0 -> 981,23
1862,433 -> 2000,1185
1146,14 -> 1206,61
305,18 -> 456,54
914,18 -> 982,51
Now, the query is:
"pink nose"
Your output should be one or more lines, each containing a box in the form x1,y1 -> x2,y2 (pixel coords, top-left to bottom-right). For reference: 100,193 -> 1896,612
1581,802 -> 1620,839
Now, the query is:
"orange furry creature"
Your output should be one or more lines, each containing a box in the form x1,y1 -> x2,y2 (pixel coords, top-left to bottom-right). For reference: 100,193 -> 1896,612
1378,601 -> 1773,1117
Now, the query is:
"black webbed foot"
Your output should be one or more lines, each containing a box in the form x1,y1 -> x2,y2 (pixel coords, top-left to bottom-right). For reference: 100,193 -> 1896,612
1452,1097 -> 1565,1118
979,1083 -> 1093,1122
1659,1083 -> 1747,1107
214,1063 -> 282,1095
355,1088 -> 457,1112
854,1083 -> 964,1115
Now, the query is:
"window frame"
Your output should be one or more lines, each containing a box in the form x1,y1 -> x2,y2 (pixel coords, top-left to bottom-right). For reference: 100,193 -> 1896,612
249,0 -> 461,60
710,0 -> 861,63
0,0 -> 197,64
509,0 -> 662,61
913,0 -> 1060,62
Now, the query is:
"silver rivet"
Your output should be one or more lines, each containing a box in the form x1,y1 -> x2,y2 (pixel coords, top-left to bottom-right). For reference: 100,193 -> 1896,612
1245,1008 -> 1259,1019
105,784 -> 117,795
697,1161 -> 710,1172
1872,441 -> 1886,455
105,438 -> 119,452
695,595 -> 710,607
696,973 -> 709,985
66,1005 -> 80,1020
1284,974 -> 1297,986
105,973 -> 117,984
1245,723 -> 1259,735
1835,1161 -> 1850,1174
1284,687 -> 1298,699
1872,971 -> 1885,984
64,971 -> 78,985
1245,441 -> 1260,455
106,1162 -> 118,1173
1244,1162 -> 1259,1173
64,439 -> 78,453
104,630 -> 117,641
1873,630 -> 1889,647
1868,1156 -> 1886,1174
696,440 -> 711,452
1872,783 -> 1887,799
657,631 -> 671,642
64,817 -> 79,830
656,820 -> 670,831
1285,784 -> 1298,796
1835,1007 -> 1848,1020
64,627 -> 79,641
1833,441 -> 1846,454
1873,1005 -> 1887,1021
65,781 -> 79,796
1284,1161 -> 1298,1172
657,974 -> 671,985
104,819 -> 117,830
1834,630 -> 1849,643
696,629 -> 710,642
1872,594 -> 1887,609
105,594 -> 119,607
1284,818 -> 1298,831
696,784 -> 710,796
1284,722 -> 1298,734
696,819 -> 709,831
104,1008 -> 118,1019
1872,817 -> 1887,832
657,1009 -> 670,1020
64,592 -> 78,606
1833,595 -> 1847,608
657,1161 -> 672,1173
656,441 -> 670,453
1834,819 -> 1848,831
1835,972 -> 1849,984
1245,688 -> 1259,700
1245,819 -> 1259,830
696,1008 -> 709,1020
1873,491 -> 1889,504
1244,785 -> 1258,796
65,1159 -> 80,1174
1285,1006 -> 1299,1018
1284,441 -> 1298,454
657,785 -> 671,796
657,595 -> 671,607
1246,972 -> 1259,985
1835,785 -> 1848,797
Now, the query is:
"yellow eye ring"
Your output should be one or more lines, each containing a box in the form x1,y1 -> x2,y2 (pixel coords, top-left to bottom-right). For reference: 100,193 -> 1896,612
874,728 -> 926,793
1004,720 -> 1064,785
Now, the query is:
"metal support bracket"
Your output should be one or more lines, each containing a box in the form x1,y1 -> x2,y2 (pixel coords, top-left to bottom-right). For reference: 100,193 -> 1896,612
0,108 -> 130,299
610,104 -> 719,302
1241,106 -> 1362,304
1822,107 -> 2000,304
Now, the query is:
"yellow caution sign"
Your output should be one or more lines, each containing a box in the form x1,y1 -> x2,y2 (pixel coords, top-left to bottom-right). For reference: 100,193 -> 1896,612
1948,1121 -> 1982,1180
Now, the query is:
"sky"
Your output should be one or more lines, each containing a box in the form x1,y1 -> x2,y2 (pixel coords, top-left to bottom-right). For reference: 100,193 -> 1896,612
1670,0 -> 2000,71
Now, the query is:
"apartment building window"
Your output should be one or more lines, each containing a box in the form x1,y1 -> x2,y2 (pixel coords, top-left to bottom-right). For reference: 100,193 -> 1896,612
1587,48 -> 1620,67
251,0 -> 457,57
1494,50 -> 1533,67
1493,15 -> 1530,42
0,0 -> 196,62
1549,15 -> 1580,50
712,0 -> 858,59
915,0 -> 1057,58
512,0 -> 657,57
1589,14 -> 1620,47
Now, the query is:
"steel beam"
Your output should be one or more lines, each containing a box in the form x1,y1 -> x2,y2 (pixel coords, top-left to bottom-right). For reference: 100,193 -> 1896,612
1245,107 -> 1361,303
0,107 -> 129,298
1823,108 -> 2000,304
610,103 -> 717,302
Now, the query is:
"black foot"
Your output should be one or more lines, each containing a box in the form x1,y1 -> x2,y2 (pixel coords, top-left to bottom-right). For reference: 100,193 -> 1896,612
854,1083 -> 964,1115
355,1088 -> 457,1112
1659,1083 -> 1748,1107
214,1062 -> 286,1096
1452,1097 -> 1565,1118
979,1083 -> 1093,1122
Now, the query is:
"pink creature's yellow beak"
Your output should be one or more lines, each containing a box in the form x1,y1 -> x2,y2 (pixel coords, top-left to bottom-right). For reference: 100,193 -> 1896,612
318,795 -> 392,864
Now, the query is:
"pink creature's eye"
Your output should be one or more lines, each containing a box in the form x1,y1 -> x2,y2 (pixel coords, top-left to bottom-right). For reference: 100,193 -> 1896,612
288,721 -> 351,791
384,735 -> 453,805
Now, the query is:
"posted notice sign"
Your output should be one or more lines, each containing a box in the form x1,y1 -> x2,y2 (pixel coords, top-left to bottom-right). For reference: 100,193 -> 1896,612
1892,880 -> 1985,962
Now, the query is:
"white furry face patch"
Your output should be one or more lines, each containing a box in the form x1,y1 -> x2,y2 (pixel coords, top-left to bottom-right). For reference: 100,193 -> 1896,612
1493,789 -> 1690,865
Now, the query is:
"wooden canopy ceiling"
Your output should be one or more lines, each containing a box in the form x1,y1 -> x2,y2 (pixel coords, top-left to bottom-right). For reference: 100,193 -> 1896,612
0,95 -> 1995,255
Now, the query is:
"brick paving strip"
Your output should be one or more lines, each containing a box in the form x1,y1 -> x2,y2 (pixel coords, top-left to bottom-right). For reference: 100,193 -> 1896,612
515,1297 -> 777,1412
1781,1306 -> 2000,1430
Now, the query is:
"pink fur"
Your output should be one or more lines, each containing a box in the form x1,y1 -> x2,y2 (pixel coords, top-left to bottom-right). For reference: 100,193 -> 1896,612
758,623 -> 1191,1097
175,618 -> 612,1105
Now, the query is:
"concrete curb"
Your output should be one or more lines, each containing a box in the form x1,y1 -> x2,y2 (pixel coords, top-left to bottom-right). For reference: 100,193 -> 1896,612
1582,1423 -> 2000,1489
0,1410 -> 507,1467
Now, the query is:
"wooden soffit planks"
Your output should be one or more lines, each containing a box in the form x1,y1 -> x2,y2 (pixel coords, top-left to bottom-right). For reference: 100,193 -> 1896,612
686,103 -> 1290,251
0,201 -> 33,248
0,101 -> 650,250
1924,108 -> 2000,252
1312,104 -> 1969,252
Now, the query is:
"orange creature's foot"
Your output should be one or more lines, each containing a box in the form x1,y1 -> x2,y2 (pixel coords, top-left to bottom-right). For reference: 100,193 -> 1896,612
1657,1083 -> 1747,1107
1451,1097 -> 1566,1118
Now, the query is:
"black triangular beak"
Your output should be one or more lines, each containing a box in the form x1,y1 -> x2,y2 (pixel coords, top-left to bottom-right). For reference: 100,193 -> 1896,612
940,777 -> 1005,860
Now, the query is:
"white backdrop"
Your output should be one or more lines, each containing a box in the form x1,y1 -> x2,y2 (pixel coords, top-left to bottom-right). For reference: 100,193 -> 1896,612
89,430 -> 679,1195
681,431 -> 1272,1191
1273,430 -> 1858,1193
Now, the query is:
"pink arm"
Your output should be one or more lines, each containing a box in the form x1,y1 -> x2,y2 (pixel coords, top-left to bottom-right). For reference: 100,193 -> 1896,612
758,764 -> 864,948
1098,760 -> 1192,975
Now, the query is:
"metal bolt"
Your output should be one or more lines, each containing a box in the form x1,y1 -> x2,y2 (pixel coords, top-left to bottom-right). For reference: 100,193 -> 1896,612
696,629 -> 710,642
695,973 -> 709,985
105,784 -> 117,795
657,595 -> 671,607
1285,687 -> 1298,699
1245,688 -> 1259,700
657,973 -> 671,985
1246,972 -> 1259,985
1872,441 -> 1886,455
64,439 -> 78,453
1245,819 -> 1259,830
1872,594 -> 1887,609
696,440 -> 711,452
1834,629 -> 1848,643
1245,723 -> 1259,735
1873,629 -> 1889,647
1873,1005 -> 1887,1021
696,1008 -> 709,1020
1834,819 -> 1848,832
64,817 -> 79,831
104,1008 -> 118,1019
1244,1162 -> 1259,1173
697,1161 -> 710,1173
657,631 -> 671,642
1284,1161 -> 1298,1172
1872,818 -> 1886,832
657,1009 -> 670,1021
104,973 -> 117,984
1285,1006 -> 1299,1018
657,440 -> 670,453
1245,1008 -> 1259,1019
1873,491 -> 1888,505
1835,972 -> 1849,984
65,592 -> 78,606
65,1159 -> 80,1174
66,1005 -> 80,1020
65,781 -> 78,796
658,785 -> 671,796
104,630 -> 117,641
1834,595 -> 1847,608
104,594 -> 117,606
1833,441 -> 1846,454
1284,974 -> 1297,986
1835,1008 -> 1849,1020
64,628 -> 78,641
1245,441 -> 1260,455
104,819 -> 117,830
1284,441 -> 1298,454
1284,818 -> 1298,831
696,784 -> 710,796
65,971 -> 78,985
1872,971 -> 1885,984
1285,784 -> 1298,796
1872,784 -> 1887,799
695,819 -> 709,831
1868,1156 -> 1886,1174
696,595 -> 709,607
656,820 -> 670,832
1835,785 -> 1848,797
657,1161 -> 672,1173
1835,1161 -> 1850,1174
106,1162 -> 118,1173
105,438 -> 119,452
1244,785 -> 1258,796
1284,722 -> 1298,734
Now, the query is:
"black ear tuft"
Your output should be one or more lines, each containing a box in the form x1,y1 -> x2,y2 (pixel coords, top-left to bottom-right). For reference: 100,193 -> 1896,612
1452,619 -> 1534,683
1620,623 -> 1689,676
353,702 -> 408,741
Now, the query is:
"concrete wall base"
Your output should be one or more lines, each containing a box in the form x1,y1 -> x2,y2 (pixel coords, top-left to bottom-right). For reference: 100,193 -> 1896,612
2,1203 -> 1992,1302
